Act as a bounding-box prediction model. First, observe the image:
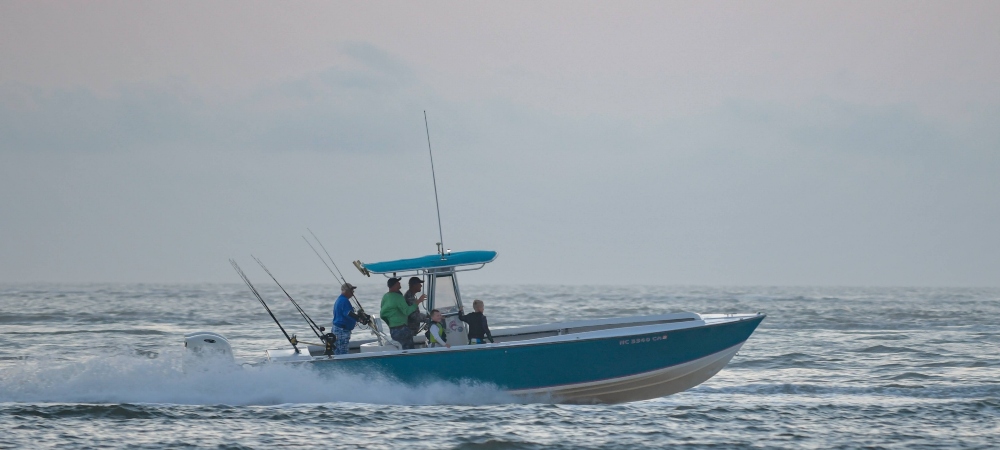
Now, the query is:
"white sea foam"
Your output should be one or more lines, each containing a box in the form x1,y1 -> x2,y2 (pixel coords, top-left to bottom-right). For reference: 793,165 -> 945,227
0,347 -> 517,406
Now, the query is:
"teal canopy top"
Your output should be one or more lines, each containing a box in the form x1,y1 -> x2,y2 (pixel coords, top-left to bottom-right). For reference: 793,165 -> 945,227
362,250 -> 498,274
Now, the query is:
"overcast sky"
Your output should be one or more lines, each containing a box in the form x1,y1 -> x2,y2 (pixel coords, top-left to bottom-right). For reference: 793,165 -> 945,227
1,1 -> 998,286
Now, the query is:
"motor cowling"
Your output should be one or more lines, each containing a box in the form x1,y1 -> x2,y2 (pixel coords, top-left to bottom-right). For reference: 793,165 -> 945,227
184,331 -> 234,363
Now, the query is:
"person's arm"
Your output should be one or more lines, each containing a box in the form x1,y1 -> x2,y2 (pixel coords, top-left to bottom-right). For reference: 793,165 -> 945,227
394,294 -> 418,318
403,297 -> 418,316
483,316 -> 494,343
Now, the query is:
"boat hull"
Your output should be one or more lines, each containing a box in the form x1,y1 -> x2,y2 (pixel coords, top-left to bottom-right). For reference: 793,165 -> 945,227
305,314 -> 764,403
510,342 -> 743,403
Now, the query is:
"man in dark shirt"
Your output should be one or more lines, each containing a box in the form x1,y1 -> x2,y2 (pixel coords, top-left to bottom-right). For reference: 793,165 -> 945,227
459,299 -> 494,344
404,277 -> 428,335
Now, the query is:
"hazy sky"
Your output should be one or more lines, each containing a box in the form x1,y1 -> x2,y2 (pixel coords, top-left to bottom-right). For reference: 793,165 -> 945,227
2,1 -> 998,286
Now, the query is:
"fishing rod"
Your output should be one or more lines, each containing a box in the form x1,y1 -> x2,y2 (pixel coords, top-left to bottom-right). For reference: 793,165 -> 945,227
252,255 -> 325,340
308,228 -> 351,286
302,231 -> 399,348
230,259 -> 301,354
303,229 -> 373,326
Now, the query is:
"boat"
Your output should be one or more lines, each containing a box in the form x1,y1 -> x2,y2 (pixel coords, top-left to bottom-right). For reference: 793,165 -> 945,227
191,249 -> 765,404
187,115 -> 764,403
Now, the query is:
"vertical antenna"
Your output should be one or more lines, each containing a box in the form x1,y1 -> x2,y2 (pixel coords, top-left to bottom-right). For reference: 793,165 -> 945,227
424,110 -> 445,257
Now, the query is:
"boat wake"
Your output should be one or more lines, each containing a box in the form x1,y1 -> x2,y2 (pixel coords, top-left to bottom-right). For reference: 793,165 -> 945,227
0,347 -> 518,406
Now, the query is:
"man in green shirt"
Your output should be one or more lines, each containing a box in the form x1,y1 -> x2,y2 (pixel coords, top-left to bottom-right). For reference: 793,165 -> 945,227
380,277 -> 424,349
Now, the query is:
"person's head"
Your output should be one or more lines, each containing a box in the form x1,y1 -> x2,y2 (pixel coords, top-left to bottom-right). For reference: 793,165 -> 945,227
341,283 -> 357,295
407,276 -> 423,291
387,277 -> 402,292
430,309 -> 442,322
473,299 -> 484,313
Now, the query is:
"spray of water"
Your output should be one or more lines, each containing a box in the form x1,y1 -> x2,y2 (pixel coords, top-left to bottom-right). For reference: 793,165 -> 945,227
0,347 -> 520,406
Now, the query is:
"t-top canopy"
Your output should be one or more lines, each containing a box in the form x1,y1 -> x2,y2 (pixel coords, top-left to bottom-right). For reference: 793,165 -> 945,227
362,250 -> 498,274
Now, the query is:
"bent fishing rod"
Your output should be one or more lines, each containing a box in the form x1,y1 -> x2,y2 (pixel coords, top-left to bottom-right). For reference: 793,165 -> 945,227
230,259 -> 301,354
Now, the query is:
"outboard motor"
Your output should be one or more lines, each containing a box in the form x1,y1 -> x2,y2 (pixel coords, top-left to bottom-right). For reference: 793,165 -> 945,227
184,331 -> 234,365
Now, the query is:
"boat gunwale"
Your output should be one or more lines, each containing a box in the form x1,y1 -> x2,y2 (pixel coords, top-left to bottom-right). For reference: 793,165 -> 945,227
487,312 -> 702,337
267,313 -> 765,363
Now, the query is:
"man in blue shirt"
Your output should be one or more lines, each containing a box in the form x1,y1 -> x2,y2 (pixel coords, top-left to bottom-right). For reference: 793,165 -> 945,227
332,282 -> 359,355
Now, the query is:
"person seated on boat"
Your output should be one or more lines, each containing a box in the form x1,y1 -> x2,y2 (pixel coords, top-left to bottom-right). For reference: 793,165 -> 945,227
380,277 -> 424,350
459,299 -> 494,344
404,276 -> 429,335
331,282 -> 359,355
426,309 -> 450,349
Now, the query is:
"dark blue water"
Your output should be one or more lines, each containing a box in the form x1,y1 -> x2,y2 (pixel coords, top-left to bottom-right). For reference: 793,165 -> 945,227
2,284 -> 998,448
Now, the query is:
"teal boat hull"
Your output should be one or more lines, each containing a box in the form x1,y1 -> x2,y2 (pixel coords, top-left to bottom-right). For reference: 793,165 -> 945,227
305,314 -> 765,403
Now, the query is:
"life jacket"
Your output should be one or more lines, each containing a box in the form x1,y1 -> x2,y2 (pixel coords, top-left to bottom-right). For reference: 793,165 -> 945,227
426,322 -> 447,345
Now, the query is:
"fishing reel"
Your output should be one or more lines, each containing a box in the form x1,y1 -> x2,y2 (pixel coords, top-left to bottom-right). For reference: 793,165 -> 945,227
319,328 -> 337,356
349,310 -> 373,326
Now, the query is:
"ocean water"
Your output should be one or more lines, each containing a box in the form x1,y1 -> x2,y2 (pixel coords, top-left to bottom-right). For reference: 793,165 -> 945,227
1,283 -> 998,449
